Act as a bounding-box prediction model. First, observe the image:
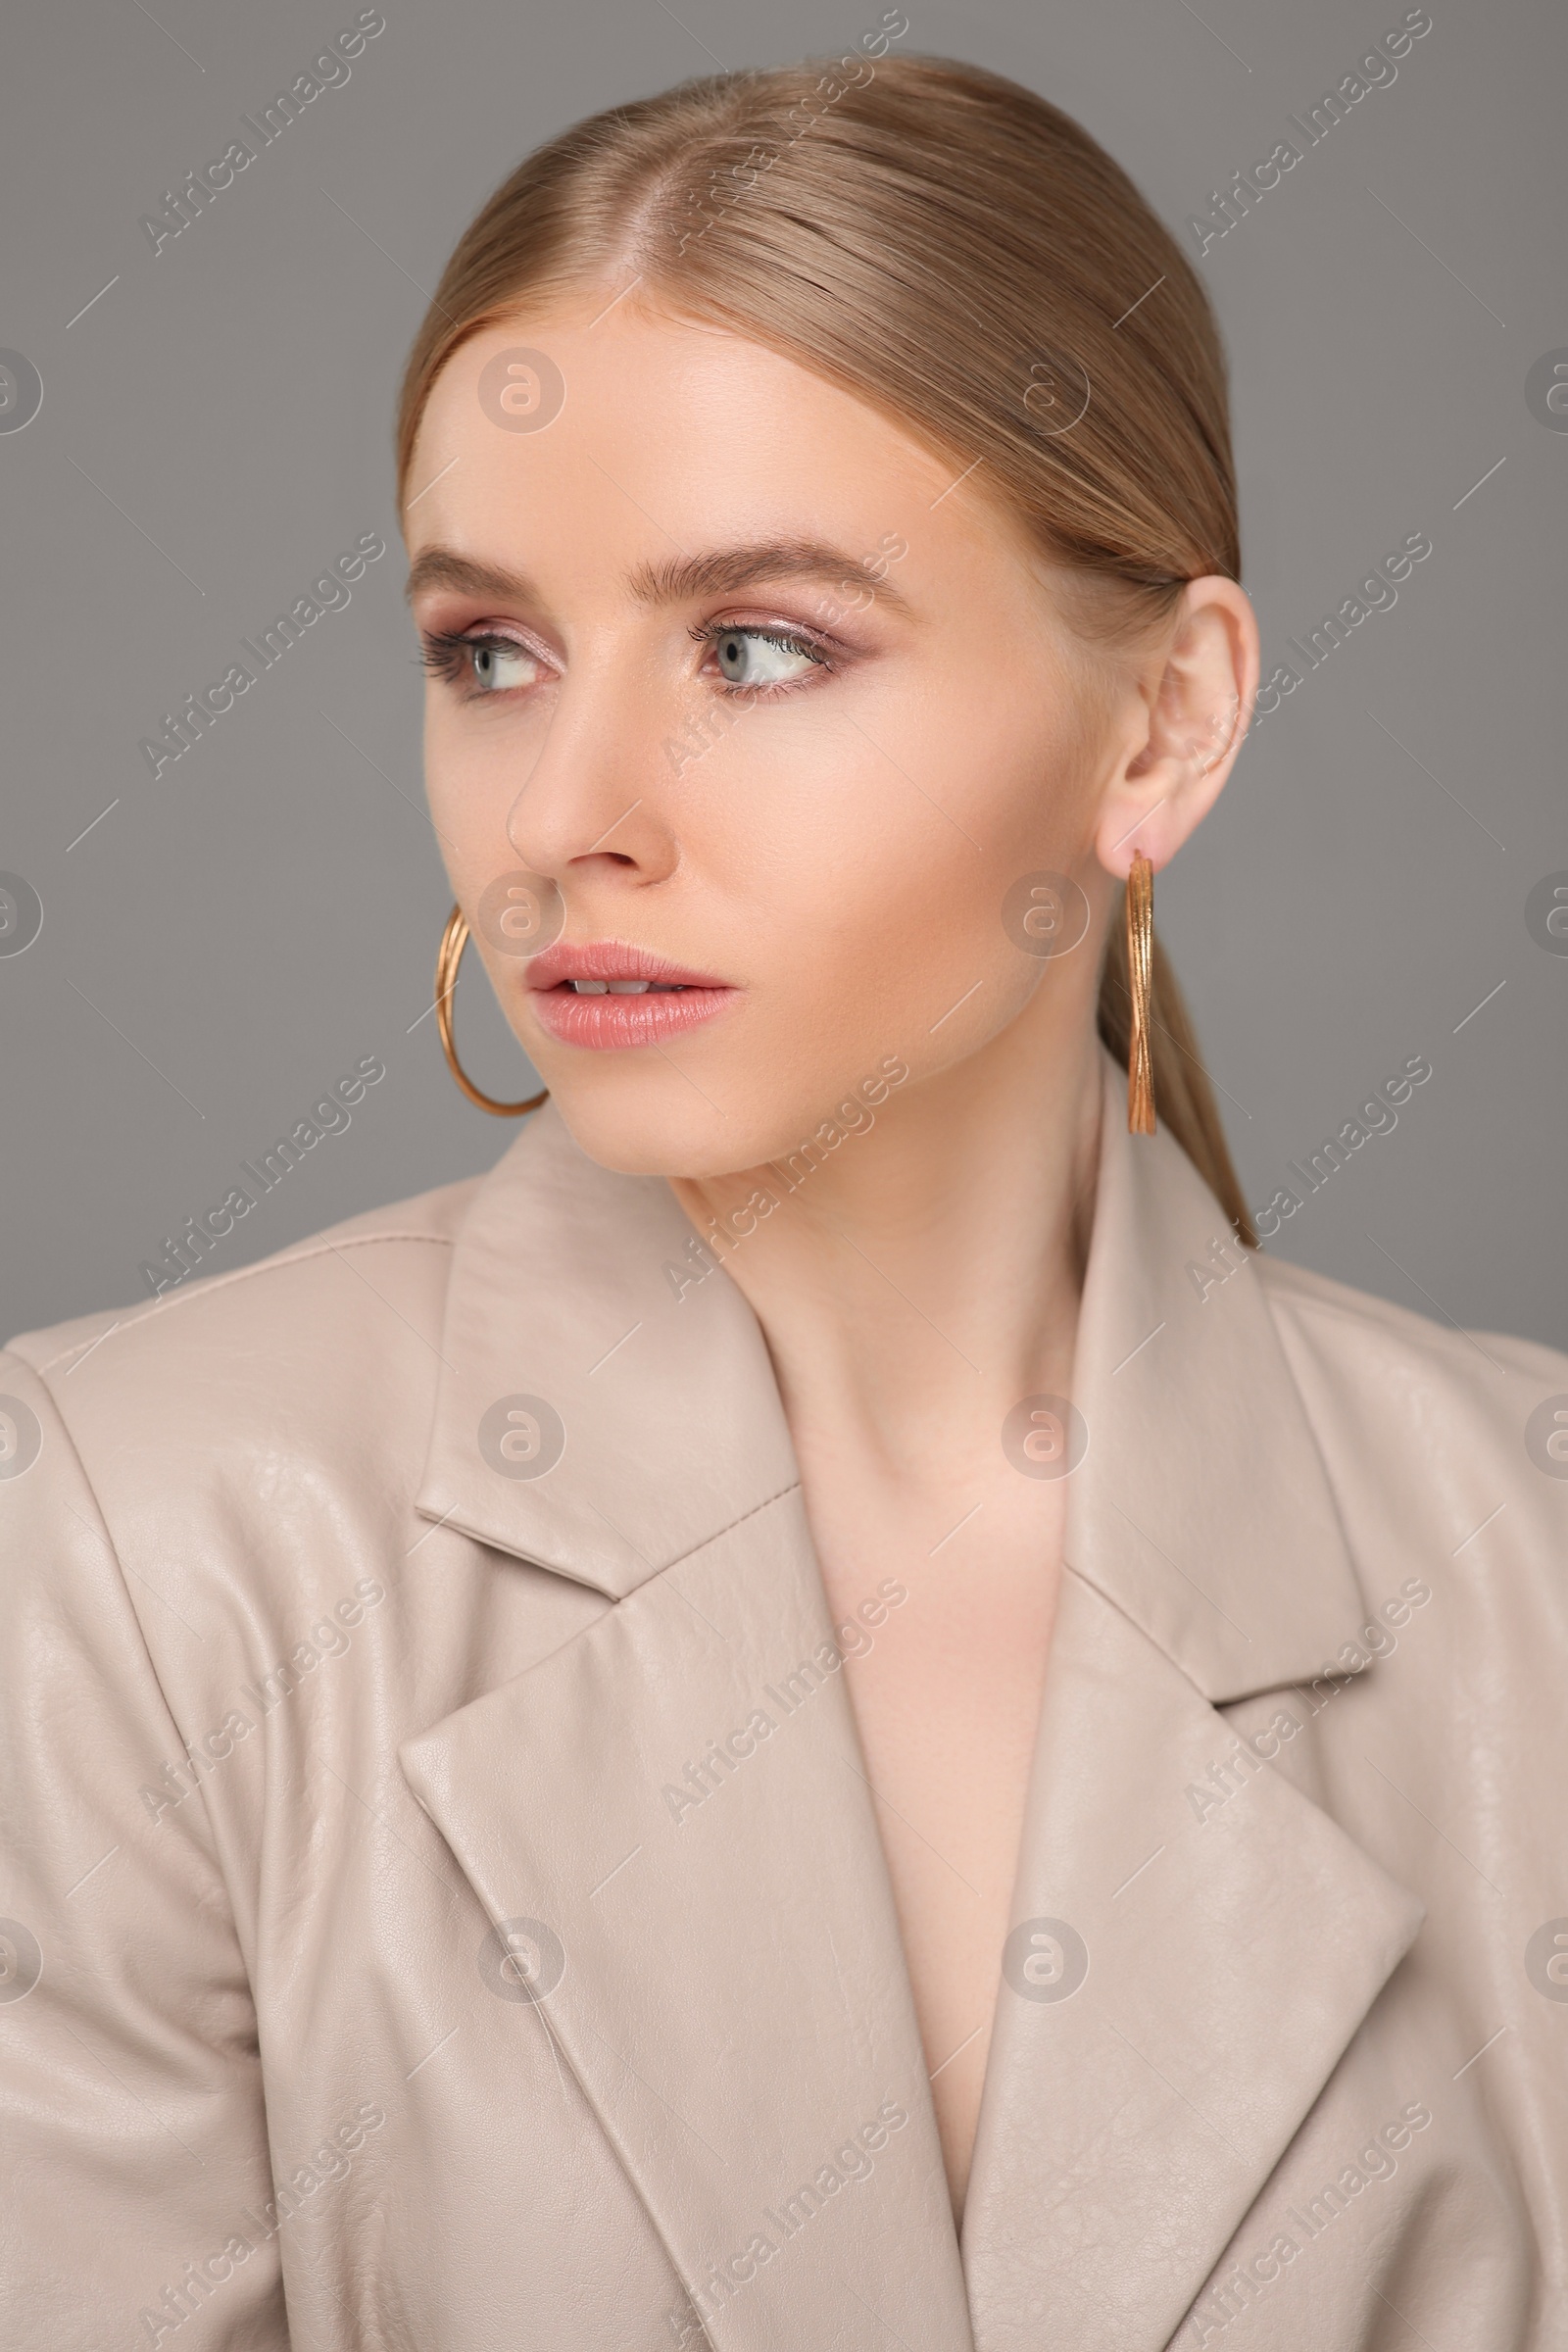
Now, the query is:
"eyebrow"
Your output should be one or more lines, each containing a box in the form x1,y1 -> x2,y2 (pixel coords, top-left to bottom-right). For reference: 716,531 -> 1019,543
404,538 -> 914,620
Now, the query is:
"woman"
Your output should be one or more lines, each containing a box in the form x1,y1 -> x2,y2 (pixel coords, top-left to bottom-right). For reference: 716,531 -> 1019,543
3,48 -> 1564,2352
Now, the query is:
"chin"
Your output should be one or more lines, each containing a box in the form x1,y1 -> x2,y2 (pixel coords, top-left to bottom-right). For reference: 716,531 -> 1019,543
542,1035 -> 917,1189
542,1083 -> 776,1184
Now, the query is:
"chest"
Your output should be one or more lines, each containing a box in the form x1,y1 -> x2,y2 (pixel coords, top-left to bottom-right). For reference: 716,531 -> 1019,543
806,1473 -> 1067,2210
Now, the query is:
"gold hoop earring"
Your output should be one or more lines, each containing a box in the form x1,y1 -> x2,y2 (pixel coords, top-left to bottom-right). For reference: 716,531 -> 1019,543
434,903 -> 549,1117
1125,851 -> 1156,1135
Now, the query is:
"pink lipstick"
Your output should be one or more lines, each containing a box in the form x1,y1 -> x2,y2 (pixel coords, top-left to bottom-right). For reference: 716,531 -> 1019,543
524,940 -> 738,1050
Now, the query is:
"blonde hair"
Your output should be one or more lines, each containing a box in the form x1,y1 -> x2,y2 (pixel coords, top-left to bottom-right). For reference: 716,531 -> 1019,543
397,51 -> 1255,1241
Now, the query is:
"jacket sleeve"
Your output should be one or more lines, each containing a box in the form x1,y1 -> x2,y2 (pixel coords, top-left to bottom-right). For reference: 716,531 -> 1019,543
0,1349 -> 289,2348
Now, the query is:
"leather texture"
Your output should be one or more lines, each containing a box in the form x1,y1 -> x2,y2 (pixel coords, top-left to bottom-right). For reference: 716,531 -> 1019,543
2,1047 -> 1564,2350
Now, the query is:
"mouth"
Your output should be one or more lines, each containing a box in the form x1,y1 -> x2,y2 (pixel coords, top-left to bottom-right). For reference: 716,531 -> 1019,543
524,940 -> 738,1051
556,977 -> 696,995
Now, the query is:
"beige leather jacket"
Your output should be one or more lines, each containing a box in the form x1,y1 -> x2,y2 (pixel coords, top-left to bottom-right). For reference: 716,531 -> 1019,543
3,1051 -> 1565,2350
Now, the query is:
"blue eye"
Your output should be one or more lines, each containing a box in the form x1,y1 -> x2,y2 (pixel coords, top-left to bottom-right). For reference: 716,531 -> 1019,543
469,640 -> 540,692
704,624 -> 829,691
420,630 -> 544,696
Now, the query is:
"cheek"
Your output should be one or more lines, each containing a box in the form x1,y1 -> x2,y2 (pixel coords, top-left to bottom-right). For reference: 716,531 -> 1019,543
734,724 -> 1080,1069
423,702 -> 483,869
702,741 -> 965,1038
821,826 -> 1039,1045
641,677 -> 1094,1140
423,701 -> 549,892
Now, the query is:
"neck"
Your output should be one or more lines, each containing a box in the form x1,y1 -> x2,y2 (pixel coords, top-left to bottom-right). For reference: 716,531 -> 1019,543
667,1004 -> 1106,1489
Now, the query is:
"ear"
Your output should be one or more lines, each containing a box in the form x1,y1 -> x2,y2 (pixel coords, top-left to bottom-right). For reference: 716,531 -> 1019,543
1094,577 -> 1259,881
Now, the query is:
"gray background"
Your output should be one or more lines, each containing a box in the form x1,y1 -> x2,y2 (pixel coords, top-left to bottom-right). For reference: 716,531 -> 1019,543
2,0 -> 1563,1349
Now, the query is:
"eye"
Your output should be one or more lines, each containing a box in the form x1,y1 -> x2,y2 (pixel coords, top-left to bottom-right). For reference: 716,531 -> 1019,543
470,639 -> 541,692
696,622 -> 830,693
420,628 -> 546,697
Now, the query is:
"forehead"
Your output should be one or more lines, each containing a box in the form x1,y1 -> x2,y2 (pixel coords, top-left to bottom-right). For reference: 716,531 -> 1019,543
416,297 -> 936,483
406,298 -> 1040,596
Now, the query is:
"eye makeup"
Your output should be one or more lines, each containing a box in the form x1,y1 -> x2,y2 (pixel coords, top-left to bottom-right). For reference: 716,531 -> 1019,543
417,610 -> 851,703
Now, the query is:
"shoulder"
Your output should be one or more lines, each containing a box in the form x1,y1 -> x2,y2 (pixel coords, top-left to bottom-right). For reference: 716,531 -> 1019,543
1254,1245 -> 1568,1410
1253,1249 -> 1568,1598
1,1172 -> 480,1477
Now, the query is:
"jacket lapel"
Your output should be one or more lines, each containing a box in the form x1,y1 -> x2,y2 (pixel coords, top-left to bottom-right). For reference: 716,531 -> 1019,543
401,1107 -> 972,2349
399,1070 -> 1424,2352
960,1566 -> 1422,2351
960,1068 -> 1425,2348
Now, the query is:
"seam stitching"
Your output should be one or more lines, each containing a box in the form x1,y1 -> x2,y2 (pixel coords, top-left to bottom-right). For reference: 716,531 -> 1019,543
663,1479 -> 803,1571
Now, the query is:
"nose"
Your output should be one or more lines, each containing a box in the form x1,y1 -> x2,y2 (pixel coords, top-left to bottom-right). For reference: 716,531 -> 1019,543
501,660 -> 678,894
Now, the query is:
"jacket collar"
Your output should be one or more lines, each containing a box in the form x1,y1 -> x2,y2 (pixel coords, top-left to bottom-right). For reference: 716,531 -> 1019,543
415,1048 -> 1372,1704
414,1087 -> 800,1599
1066,1051 -> 1371,1701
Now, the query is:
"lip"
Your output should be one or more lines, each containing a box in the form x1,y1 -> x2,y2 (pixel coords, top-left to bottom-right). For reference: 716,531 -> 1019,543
524,938 -> 739,1052
525,941 -> 729,991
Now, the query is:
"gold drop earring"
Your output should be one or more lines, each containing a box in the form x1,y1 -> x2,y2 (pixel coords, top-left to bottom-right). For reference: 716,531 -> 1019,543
1125,851 -> 1155,1135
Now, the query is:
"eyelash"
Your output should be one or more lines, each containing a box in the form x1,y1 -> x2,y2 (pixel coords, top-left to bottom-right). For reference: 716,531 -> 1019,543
416,620 -> 837,700
688,618 -> 836,698
418,628 -> 530,693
